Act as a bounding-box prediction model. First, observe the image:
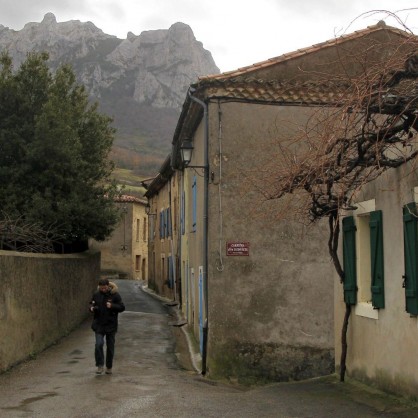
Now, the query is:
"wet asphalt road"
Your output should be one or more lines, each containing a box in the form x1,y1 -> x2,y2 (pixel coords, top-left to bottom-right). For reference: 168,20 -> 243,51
1,280 -> 418,418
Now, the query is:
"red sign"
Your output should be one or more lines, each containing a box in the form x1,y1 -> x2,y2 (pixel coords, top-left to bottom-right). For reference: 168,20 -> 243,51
226,242 -> 250,256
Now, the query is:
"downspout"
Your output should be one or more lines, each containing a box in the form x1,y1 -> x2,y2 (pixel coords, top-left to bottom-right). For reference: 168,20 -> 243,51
188,89 -> 209,375
168,178 -> 177,301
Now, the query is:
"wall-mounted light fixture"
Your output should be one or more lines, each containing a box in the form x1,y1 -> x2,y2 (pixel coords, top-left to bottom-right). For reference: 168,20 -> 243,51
145,202 -> 157,216
180,140 -> 193,166
180,140 -> 207,169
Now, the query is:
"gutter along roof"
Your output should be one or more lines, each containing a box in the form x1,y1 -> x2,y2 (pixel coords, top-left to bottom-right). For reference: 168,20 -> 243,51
169,22 -> 416,169
144,155 -> 174,198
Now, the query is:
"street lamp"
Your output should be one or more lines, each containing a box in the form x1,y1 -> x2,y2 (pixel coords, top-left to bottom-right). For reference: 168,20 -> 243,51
180,140 -> 207,169
180,140 -> 193,166
145,202 -> 156,217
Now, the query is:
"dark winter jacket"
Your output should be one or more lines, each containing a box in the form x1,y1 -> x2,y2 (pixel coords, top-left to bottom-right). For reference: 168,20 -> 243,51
90,281 -> 125,333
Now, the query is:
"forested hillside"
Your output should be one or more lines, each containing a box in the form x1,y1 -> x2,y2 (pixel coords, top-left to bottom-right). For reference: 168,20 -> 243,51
0,13 -> 220,194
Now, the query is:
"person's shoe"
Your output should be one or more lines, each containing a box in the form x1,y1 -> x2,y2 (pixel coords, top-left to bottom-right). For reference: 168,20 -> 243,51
96,366 -> 104,374
105,368 -> 112,375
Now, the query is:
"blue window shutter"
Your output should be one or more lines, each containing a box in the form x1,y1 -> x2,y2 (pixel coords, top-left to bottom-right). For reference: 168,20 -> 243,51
167,207 -> 172,237
168,255 -> 173,288
181,192 -> 185,235
163,209 -> 167,238
164,208 -> 168,238
369,210 -> 384,309
403,203 -> 418,315
192,176 -> 197,232
343,216 -> 357,305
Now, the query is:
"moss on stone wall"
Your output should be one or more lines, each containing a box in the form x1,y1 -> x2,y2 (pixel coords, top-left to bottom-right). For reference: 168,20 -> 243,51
208,340 -> 334,385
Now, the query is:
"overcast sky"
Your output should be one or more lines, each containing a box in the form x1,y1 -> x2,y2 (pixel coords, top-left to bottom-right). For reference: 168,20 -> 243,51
1,0 -> 418,72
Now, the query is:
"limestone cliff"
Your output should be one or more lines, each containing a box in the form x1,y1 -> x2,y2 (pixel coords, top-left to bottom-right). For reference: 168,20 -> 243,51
0,13 -> 219,109
0,14 -> 220,177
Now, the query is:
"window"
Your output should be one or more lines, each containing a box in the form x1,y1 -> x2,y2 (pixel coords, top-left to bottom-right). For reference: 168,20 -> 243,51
149,215 -> 155,243
342,199 -> 385,316
161,256 -> 165,282
166,208 -> 172,238
136,219 -> 140,242
159,211 -> 163,239
173,197 -> 177,232
168,255 -> 173,288
357,213 -> 372,304
135,255 -> 141,271
143,217 -> 147,241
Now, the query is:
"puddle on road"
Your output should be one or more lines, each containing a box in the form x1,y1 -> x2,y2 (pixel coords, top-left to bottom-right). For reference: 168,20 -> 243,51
1,391 -> 58,412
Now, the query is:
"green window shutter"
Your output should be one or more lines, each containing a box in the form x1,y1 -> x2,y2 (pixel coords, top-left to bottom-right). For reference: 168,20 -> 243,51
369,210 -> 385,309
343,216 -> 357,305
192,176 -> 197,232
403,203 -> 418,315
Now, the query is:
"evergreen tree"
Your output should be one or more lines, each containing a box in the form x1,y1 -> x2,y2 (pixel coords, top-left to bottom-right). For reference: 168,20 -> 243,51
0,52 -> 120,249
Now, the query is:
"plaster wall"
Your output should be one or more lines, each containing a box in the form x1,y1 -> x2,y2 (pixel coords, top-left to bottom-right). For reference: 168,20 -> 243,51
0,250 -> 100,373
203,101 -> 335,382
148,173 -> 179,299
255,30 -> 412,83
90,202 -> 148,280
90,203 -> 132,276
335,165 -> 418,398
181,120 -> 206,336
131,203 -> 148,280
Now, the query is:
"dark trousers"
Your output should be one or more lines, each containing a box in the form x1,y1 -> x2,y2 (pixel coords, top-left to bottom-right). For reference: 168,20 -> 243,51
95,332 -> 116,369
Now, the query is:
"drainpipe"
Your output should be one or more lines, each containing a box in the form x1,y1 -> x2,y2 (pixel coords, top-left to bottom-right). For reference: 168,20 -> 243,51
188,89 -> 209,375
168,178 -> 177,301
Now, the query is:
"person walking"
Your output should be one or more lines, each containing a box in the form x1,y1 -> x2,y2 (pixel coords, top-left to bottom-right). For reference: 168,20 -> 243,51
89,278 -> 125,375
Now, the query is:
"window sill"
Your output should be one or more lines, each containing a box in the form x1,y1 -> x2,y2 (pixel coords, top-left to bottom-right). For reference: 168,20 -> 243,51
355,302 -> 379,320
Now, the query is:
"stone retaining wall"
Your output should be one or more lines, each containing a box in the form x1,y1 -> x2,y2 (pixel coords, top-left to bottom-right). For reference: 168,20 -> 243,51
0,250 -> 100,372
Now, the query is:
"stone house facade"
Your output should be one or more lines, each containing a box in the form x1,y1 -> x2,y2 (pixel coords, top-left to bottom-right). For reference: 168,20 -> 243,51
90,195 -> 148,280
146,22 -> 414,385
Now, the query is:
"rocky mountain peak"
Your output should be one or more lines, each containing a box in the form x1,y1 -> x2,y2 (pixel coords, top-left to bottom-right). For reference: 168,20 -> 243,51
0,14 -> 219,109
0,14 -> 220,175
41,12 -> 57,26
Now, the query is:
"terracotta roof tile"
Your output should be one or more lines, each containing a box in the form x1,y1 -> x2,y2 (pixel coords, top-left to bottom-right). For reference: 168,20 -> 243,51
114,195 -> 147,204
202,78 -> 351,105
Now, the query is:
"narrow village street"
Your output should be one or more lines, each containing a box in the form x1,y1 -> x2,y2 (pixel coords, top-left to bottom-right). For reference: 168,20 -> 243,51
0,280 -> 417,418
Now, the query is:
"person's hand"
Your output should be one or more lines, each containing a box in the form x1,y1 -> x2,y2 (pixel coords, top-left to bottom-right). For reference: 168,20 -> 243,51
106,301 -> 112,309
90,306 -> 95,312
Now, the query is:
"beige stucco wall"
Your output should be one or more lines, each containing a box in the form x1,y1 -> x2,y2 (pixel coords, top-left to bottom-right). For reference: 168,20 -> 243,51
179,101 -> 335,383
131,202 -> 148,280
181,121 -> 206,333
0,250 -> 100,373
254,29 -> 412,84
148,173 -> 180,299
90,201 -> 148,280
335,163 -> 418,398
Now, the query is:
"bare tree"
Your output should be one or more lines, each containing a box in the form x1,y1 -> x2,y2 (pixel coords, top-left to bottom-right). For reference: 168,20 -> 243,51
247,21 -> 418,381
0,213 -> 66,253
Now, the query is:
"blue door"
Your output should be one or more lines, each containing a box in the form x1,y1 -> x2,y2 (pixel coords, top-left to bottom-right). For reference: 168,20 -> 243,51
199,267 -> 203,354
